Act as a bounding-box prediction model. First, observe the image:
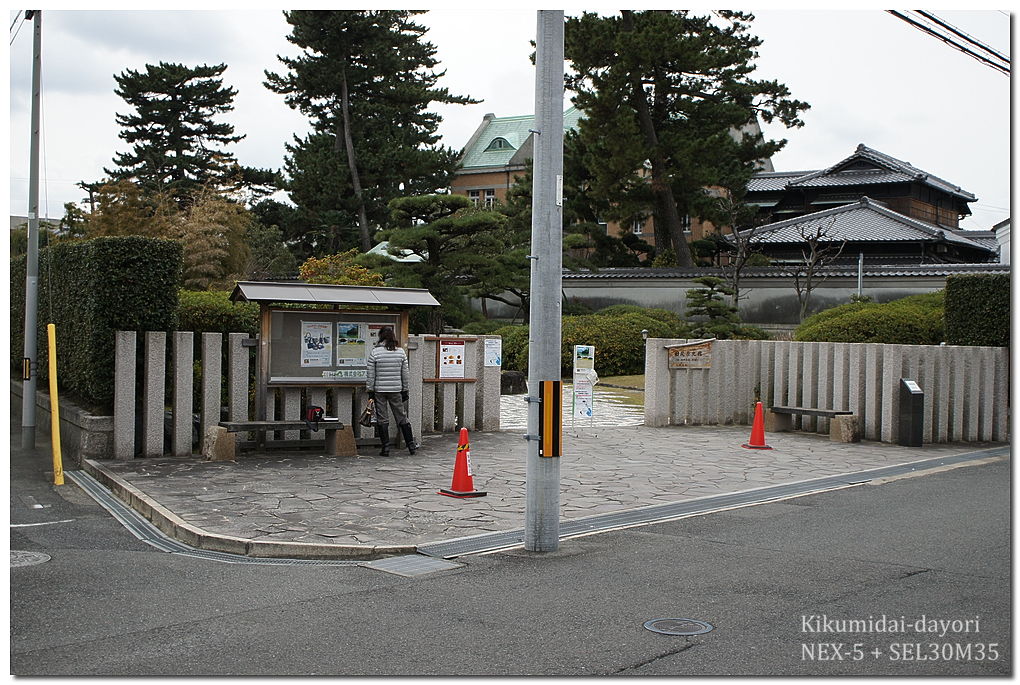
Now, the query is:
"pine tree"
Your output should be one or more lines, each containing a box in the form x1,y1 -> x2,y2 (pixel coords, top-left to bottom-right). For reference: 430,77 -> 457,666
363,194 -> 507,333
105,62 -> 253,207
565,11 -> 809,266
265,10 -> 477,253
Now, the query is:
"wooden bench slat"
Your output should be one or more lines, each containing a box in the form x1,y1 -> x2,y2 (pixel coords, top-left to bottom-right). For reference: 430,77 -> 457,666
770,406 -> 852,418
219,420 -> 344,432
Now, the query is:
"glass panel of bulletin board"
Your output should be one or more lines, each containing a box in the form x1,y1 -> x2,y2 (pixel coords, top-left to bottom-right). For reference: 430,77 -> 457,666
268,309 -> 403,385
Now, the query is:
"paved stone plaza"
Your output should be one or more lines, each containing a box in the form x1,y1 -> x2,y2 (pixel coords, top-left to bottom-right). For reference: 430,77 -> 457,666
84,424 -> 1004,552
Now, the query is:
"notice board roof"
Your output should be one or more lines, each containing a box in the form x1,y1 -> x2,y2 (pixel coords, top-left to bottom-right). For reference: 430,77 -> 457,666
229,281 -> 440,307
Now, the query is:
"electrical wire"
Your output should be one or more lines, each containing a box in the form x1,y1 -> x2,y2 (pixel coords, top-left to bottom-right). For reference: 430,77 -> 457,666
886,10 -> 1009,76
9,12 -> 27,45
915,10 -> 1010,67
10,9 -> 23,31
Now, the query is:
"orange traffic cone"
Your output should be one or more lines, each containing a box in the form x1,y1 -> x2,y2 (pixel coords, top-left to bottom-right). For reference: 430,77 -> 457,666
742,401 -> 773,450
439,427 -> 487,498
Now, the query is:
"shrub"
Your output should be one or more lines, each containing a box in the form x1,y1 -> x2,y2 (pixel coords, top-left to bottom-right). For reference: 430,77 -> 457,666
11,236 -> 182,410
597,304 -> 685,329
794,291 -> 945,345
462,319 -> 511,335
945,274 -> 1009,347
176,290 -> 259,335
495,311 -> 691,377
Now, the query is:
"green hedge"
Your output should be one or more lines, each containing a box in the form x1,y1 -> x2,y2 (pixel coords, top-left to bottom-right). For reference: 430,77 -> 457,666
944,274 -> 1009,347
794,291 -> 945,345
177,290 -> 259,335
11,236 -> 182,410
495,310 -> 691,377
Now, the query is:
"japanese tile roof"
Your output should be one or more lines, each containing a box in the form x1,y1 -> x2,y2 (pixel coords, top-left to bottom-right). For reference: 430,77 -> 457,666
734,197 -> 992,252
561,262 -> 1009,280
746,170 -> 816,193
748,144 -> 976,202
459,107 -> 582,170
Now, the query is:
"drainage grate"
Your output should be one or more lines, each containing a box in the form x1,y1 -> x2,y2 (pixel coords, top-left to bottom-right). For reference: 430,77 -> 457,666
65,470 -> 363,567
644,618 -> 714,636
418,446 -> 1008,559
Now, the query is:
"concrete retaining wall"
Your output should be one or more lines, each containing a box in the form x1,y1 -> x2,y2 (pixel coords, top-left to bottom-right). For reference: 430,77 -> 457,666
11,379 -> 113,466
644,339 -> 1009,444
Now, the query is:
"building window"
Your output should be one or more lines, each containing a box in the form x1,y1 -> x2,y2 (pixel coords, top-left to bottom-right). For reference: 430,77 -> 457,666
485,137 -> 513,151
484,189 -> 496,208
468,190 -> 480,207
680,215 -> 692,234
632,219 -> 645,235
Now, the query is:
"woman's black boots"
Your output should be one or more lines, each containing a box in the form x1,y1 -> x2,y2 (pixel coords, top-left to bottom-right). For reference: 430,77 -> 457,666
399,423 -> 417,455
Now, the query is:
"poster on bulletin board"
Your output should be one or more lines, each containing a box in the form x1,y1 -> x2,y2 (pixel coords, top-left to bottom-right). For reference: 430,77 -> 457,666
439,339 -> 466,378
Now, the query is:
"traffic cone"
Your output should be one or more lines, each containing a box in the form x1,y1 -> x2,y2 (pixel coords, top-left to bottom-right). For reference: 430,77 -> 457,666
742,401 -> 773,450
439,427 -> 487,498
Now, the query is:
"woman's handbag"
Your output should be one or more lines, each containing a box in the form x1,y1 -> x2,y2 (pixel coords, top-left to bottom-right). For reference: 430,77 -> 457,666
358,399 -> 376,428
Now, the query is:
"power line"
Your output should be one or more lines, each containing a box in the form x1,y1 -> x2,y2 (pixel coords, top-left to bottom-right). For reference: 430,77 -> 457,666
10,9 -> 23,31
915,10 -> 1010,67
886,10 -> 1009,76
9,12 -> 27,45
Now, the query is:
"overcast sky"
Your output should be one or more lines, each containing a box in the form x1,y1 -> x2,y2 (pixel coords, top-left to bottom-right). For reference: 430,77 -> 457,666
6,8 -> 1012,231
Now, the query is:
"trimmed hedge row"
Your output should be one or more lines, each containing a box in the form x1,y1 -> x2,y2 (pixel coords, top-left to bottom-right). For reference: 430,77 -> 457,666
11,236 -> 182,410
794,291 -> 945,345
944,274 -> 1009,347
177,290 -> 259,335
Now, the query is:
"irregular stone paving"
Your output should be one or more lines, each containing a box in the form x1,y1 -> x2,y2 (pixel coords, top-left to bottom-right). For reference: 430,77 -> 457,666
91,425 -> 1003,548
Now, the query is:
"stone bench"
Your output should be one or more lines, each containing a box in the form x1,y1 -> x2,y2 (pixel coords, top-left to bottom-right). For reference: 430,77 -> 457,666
203,419 -> 355,460
766,406 -> 860,443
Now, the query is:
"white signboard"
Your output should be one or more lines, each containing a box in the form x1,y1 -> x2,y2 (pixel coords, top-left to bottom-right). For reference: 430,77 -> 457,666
572,345 -> 597,421
439,340 -> 466,378
484,338 -> 502,367
336,322 -> 367,366
300,321 -> 333,367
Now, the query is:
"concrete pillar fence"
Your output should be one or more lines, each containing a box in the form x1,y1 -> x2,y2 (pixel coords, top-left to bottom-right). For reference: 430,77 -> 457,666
644,338 -> 1008,444
110,331 -> 502,458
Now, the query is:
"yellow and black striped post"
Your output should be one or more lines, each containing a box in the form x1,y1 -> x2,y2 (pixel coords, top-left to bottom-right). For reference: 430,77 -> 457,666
538,380 -> 562,458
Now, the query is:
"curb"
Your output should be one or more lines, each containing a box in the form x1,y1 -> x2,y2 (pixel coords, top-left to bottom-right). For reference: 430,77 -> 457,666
81,459 -> 417,561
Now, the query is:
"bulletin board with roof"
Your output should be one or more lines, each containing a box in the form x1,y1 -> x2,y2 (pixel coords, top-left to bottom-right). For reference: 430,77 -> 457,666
229,281 -> 440,423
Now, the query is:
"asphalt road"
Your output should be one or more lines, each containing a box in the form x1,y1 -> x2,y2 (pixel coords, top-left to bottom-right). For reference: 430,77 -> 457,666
10,431 -> 1011,676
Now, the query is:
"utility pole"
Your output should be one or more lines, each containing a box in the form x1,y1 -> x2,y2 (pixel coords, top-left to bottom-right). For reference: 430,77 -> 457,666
524,10 -> 564,552
21,9 -> 42,450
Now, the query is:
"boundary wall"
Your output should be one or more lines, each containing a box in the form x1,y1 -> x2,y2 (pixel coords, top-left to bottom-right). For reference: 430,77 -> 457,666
644,338 -> 1008,444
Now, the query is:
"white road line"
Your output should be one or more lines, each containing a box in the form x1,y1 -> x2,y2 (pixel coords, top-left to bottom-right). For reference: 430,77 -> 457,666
10,519 -> 76,528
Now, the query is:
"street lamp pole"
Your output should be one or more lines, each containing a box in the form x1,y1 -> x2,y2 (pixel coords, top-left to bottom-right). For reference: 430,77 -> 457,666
524,9 -> 565,552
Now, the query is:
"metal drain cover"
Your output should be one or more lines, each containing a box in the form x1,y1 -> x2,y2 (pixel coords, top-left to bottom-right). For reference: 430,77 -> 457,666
643,618 -> 714,636
11,551 -> 51,568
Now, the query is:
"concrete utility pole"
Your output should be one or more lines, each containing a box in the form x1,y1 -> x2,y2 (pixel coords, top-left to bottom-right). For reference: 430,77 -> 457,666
524,10 -> 565,552
21,9 -> 42,450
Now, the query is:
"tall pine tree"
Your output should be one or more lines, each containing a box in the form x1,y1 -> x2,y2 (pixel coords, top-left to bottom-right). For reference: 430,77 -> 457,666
565,11 -> 809,266
104,62 -> 263,207
265,10 -> 476,253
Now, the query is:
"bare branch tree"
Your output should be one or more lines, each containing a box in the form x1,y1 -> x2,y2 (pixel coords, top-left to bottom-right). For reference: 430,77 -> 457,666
716,195 -> 769,308
783,218 -> 847,322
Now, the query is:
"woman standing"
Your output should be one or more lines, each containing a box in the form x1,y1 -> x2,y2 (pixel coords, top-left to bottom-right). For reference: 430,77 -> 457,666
365,326 -> 417,456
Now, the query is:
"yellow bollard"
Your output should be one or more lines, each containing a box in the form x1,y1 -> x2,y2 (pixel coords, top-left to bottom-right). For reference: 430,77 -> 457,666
47,324 -> 64,486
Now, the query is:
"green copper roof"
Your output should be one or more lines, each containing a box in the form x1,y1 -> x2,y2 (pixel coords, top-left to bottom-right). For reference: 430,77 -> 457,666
460,106 -> 582,170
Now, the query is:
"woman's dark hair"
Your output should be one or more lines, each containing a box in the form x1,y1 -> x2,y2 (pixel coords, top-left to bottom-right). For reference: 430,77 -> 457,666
378,326 -> 397,351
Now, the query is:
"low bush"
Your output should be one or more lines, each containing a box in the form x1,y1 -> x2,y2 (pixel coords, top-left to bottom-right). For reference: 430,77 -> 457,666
944,274 -> 1008,347
176,290 -> 259,335
794,291 -> 945,345
495,310 -> 692,377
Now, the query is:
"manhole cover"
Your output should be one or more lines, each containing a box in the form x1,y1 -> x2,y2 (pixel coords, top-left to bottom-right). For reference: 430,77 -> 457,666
643,618 -> 714,636
11,550 -> 51,568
